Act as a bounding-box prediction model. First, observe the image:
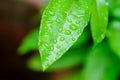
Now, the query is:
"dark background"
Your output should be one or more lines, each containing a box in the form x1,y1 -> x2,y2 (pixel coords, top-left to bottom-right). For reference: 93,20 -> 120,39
0,0 -> 50,80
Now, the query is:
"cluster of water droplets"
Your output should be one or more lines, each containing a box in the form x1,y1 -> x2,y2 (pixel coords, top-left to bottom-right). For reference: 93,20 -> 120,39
41,2 -> 90,65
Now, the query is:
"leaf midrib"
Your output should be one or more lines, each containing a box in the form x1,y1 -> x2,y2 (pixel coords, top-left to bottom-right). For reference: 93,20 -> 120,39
58,0 -> 75,33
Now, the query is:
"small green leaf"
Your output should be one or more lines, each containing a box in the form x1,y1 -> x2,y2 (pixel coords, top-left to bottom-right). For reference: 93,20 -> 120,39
18,28 -> 39,55
83,42 -> 120,80
27,54 -> 42,71
90,0 -> 108,43
107,20 -> 120,58
39,0 -> 90,70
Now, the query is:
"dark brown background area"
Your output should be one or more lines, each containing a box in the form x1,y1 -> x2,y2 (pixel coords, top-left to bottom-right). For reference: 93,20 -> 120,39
0,0 -> 50,80
0,0 -> 74,80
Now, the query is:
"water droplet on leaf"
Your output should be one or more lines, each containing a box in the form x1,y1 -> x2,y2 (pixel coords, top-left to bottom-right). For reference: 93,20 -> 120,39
50,46 -> 54,51
76,14 -> 84,18
45,44 -> 51,49
69,24 -> 78,30
67,18 -> 72,22
60,37 -> 65,41
65,30 -> 71,35
48,10 -> 54,16
54,40 -> 57,43
56,45 -> 61,49
77,30 -> 83,35
72,37 -> 76,41
47,20 -> 52,23
56,18 -> 61,22
58,28 -> 63,32
76,20 -> 80,24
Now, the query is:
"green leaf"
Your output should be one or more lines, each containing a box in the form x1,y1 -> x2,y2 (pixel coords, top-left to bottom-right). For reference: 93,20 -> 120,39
27,45 -> 90,72
107,20 -> 120,58
90,0 -> 108,43
83,42 -> 120,80
18,28 -> 39,55
27,54 -> 42,71
109,0 -> 120,19
48,46 -> 90,71
39,0 -> 90,70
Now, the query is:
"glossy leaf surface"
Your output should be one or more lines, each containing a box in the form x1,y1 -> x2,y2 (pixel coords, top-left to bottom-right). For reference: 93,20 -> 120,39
90,0 -> 108,43
39,0 -> 90,70
27,46 -> 90,72
48,46 -> 90,71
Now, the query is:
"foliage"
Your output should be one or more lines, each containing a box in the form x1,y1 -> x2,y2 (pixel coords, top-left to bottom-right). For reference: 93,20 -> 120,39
18,28 -> 39,55
18,0 -> 120,80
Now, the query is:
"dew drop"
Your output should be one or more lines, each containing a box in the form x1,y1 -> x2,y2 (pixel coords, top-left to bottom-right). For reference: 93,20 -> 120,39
56,45 -> 61,49
67,18 -> 72,22
56,18 -> 61,23
54,40 -> 57,43
77,30 -> 83,35
45,44 -> 51,49
58,28 -> 63,32
65,30 -> 71,35
50,46 -> 54,51
47,20 -> 52,23
76,20 -> 80,24
48,10 -> 54,16
69,24 -> 78,30
76,14 -> 84,18
60,37 -> 65,41
72,37 -> 76,41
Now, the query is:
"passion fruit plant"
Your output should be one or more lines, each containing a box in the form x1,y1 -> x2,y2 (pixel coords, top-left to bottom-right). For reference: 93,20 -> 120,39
18,0 -> 120,80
